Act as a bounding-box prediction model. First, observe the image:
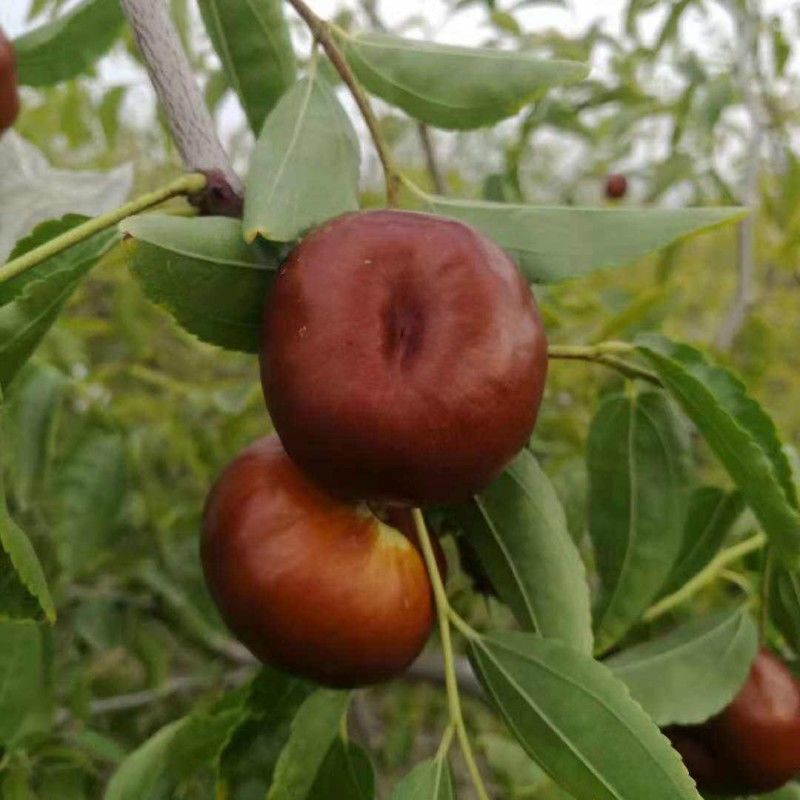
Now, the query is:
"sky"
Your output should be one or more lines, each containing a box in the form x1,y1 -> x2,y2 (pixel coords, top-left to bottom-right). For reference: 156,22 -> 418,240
2,0 -> 797,191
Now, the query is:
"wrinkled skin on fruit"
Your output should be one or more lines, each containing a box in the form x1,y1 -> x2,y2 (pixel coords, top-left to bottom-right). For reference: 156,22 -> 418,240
261,209 -> 548,507
605,173 -> 627,200
201,435 -> 436,688
0,29 -> 19,133
665,649 -> 800,795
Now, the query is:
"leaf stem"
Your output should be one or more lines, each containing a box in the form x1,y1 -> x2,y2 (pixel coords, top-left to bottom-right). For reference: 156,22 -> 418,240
436,724 -> 455,761
0,173 -> 208,285
643,532 -> 767,623
285,0 -> 401,206
412,509 -> 490,800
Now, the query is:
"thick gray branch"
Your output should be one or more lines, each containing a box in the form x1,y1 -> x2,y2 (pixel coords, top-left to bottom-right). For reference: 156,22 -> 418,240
715,1 -> 762,351
119,0 -> 242,193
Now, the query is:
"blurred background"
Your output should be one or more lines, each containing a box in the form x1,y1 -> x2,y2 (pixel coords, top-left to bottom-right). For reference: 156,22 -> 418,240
1,0 -> 799,797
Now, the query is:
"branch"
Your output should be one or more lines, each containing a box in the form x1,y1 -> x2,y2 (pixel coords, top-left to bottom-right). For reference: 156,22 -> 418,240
715,1 -> 763,351
643,532 -> 766,623
286,0 -> 401,206
55,667 -> 254,726
119,0 -> 243,209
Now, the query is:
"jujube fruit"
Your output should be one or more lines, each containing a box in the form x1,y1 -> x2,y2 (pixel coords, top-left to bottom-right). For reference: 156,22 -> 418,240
0,28 -> 19,133
605,173 -> 628,200
201,434 -> 437,687
261,209 -> 548,507
665,649 -> 800,795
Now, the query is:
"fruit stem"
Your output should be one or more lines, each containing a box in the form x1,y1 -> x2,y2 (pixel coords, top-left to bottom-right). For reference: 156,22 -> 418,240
643,532 -> 767,623
412,509 -> 491,800
285,0 -> 401,207
0,173 -> 208,285
548,344 -> 662,386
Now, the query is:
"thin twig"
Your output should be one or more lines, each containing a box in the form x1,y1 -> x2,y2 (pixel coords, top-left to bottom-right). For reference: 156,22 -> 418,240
119,0 -> 242,194
55,667 -> 254,726
285,0 -> 401,206
643,532 -> 766,623
0,173 -> 207,282
548,343 -> 661,385
359,0 -> 448,194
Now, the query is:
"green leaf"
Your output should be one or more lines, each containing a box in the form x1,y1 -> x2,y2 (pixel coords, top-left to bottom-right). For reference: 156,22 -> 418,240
0,227 -> 118,389
636,334 -> 800,564
121,214 -> 277,353
662,487 -> 744,595
266,690 -> 351,800
104,704 -> 244,800
14,0 -> 124,87
4,362 -> 67,511
453,448 -> 593,654
468,630 -> 701,800
588,390 -> 692,652
0,216 -> 103,305
54,430 -> 126,577
479,733 -> 575,798
341,32 -> 588,130
424,198 -> 745,283
606,606 -> 758,726
0,621 -> 43,744
389,757 -> 454,800
218,669 -> 313,799
307,740 -> 374,800
0,396 -> 55,623
198,0 -> 297,132
244,69 -> 360,243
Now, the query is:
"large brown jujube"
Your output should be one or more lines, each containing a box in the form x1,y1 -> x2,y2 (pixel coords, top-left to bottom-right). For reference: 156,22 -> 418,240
261,209 -> 548,507
201,435 -> 436,687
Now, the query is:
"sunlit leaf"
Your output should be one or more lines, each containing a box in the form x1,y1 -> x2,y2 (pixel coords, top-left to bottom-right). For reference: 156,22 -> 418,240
425,197 -> 745,283
607,606 -> 758,725
244,69 -> 360,243
341,32 -> 588,129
